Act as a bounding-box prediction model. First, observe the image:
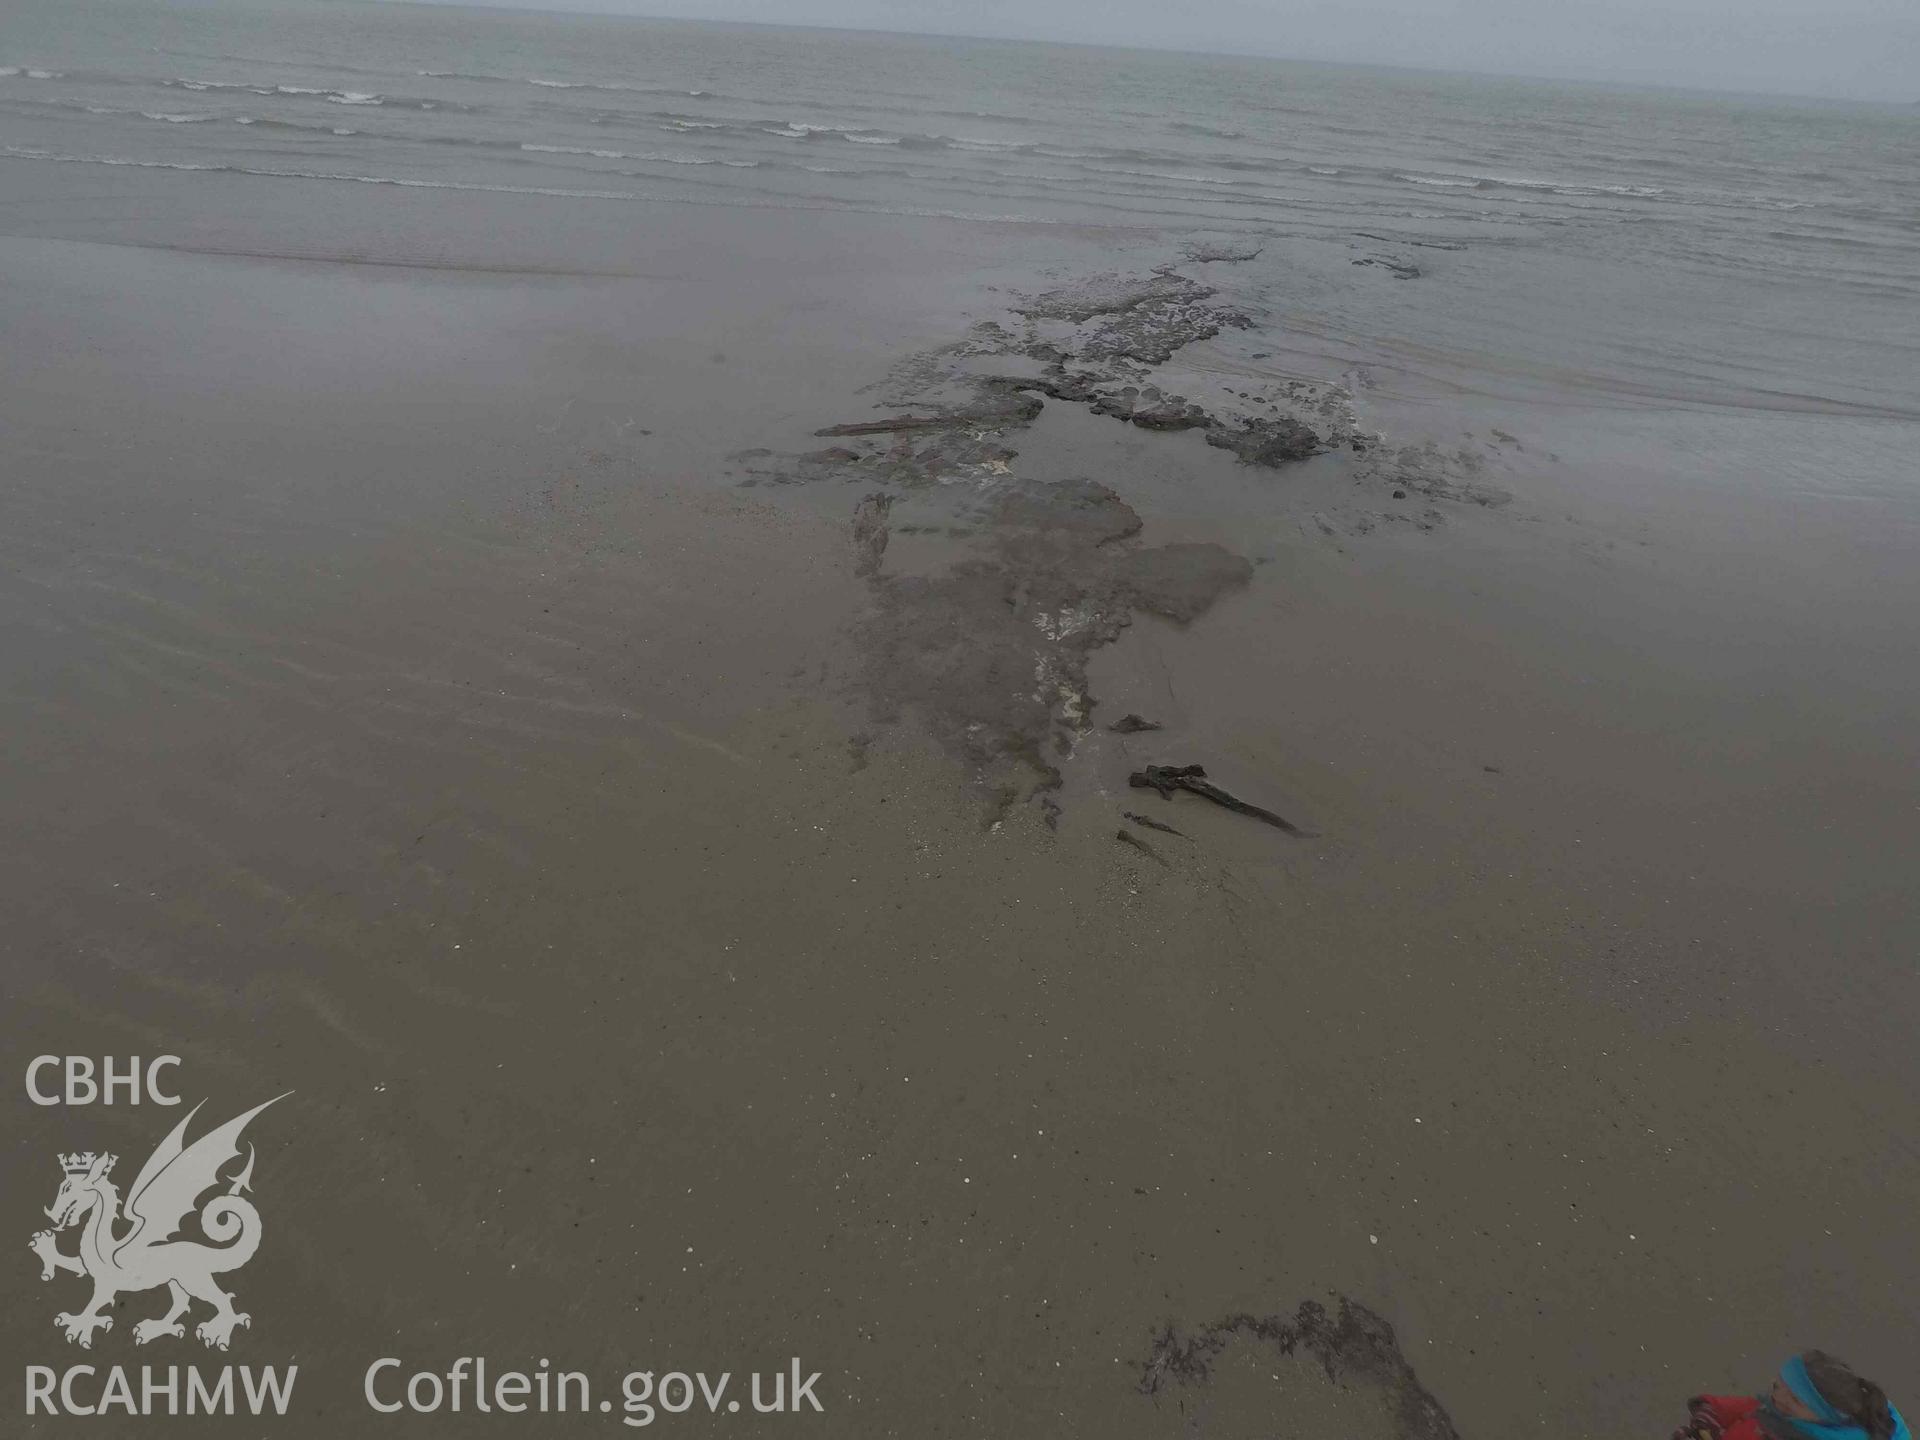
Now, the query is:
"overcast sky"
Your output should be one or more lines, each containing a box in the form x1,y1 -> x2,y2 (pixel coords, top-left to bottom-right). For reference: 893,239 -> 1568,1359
409,0 -> 1919,102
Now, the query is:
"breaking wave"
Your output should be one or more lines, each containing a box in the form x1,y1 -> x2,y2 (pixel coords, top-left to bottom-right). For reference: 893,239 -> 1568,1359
0,145 -> 1054,225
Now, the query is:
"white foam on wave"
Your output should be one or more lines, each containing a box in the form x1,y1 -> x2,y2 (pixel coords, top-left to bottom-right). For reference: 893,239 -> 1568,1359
171,78 -> 275,95
258,84 -> 382,105
1399,168 -> 1668,200
623,150 -> 756,167
26,69 -> 62,80
1109,167 -> 1240,186
761,122 -> 863,140
6,147 -> 225,173
523,143 -> 626,159
2,145 -> 640,198
517,140 -> 754,168
762,122 -> 917,147
1476,173 -> 1581,193
418,68 -> 664,95
1,145 -> 1059,226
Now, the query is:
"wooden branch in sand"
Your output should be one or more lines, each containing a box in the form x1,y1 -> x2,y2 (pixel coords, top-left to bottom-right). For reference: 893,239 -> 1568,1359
1127,764 -> 1307,836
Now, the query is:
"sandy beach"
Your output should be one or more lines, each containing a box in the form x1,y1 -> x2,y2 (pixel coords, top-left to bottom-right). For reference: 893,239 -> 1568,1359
4,4 -> 1919,1434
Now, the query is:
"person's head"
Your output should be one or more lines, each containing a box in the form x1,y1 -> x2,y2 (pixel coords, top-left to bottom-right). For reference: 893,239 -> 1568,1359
1766,1351 -> 1896,1440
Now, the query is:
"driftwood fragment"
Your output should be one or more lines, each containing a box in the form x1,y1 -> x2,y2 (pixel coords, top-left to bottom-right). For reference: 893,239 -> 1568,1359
815,416 -> 965,437
815,385 -> 1042,438
1122,810 -> 1184,837
1352,256 -> 1421,279
1127,764 -> 1306,835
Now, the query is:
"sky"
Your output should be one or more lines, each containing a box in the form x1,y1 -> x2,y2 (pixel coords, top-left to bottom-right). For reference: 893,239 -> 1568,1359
404,0 -> 1920,102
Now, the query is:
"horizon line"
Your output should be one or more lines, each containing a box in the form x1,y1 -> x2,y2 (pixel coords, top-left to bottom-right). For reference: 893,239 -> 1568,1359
378,0 -> 1917,107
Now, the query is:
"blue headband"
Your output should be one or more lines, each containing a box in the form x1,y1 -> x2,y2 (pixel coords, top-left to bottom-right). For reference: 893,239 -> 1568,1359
1770,1356 -> 1913,1440
1783,1356 -> 1852,1426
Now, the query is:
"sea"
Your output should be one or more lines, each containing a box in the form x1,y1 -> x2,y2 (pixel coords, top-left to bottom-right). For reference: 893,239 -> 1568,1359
3,0 -> 1917,438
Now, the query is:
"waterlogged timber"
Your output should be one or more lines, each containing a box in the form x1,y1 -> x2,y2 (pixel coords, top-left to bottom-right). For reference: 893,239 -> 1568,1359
1127,764 -> 1308,835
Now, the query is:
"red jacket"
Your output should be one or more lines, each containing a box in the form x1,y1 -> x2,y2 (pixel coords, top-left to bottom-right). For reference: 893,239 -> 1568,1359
1681,1395 -> 1767,1440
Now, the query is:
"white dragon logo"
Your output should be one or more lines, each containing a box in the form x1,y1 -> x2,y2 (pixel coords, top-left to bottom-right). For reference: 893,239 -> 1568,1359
28,1095 -> 287,1351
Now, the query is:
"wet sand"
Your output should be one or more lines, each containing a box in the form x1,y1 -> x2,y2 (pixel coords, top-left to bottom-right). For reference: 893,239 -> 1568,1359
4,159 -> 1919,1437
